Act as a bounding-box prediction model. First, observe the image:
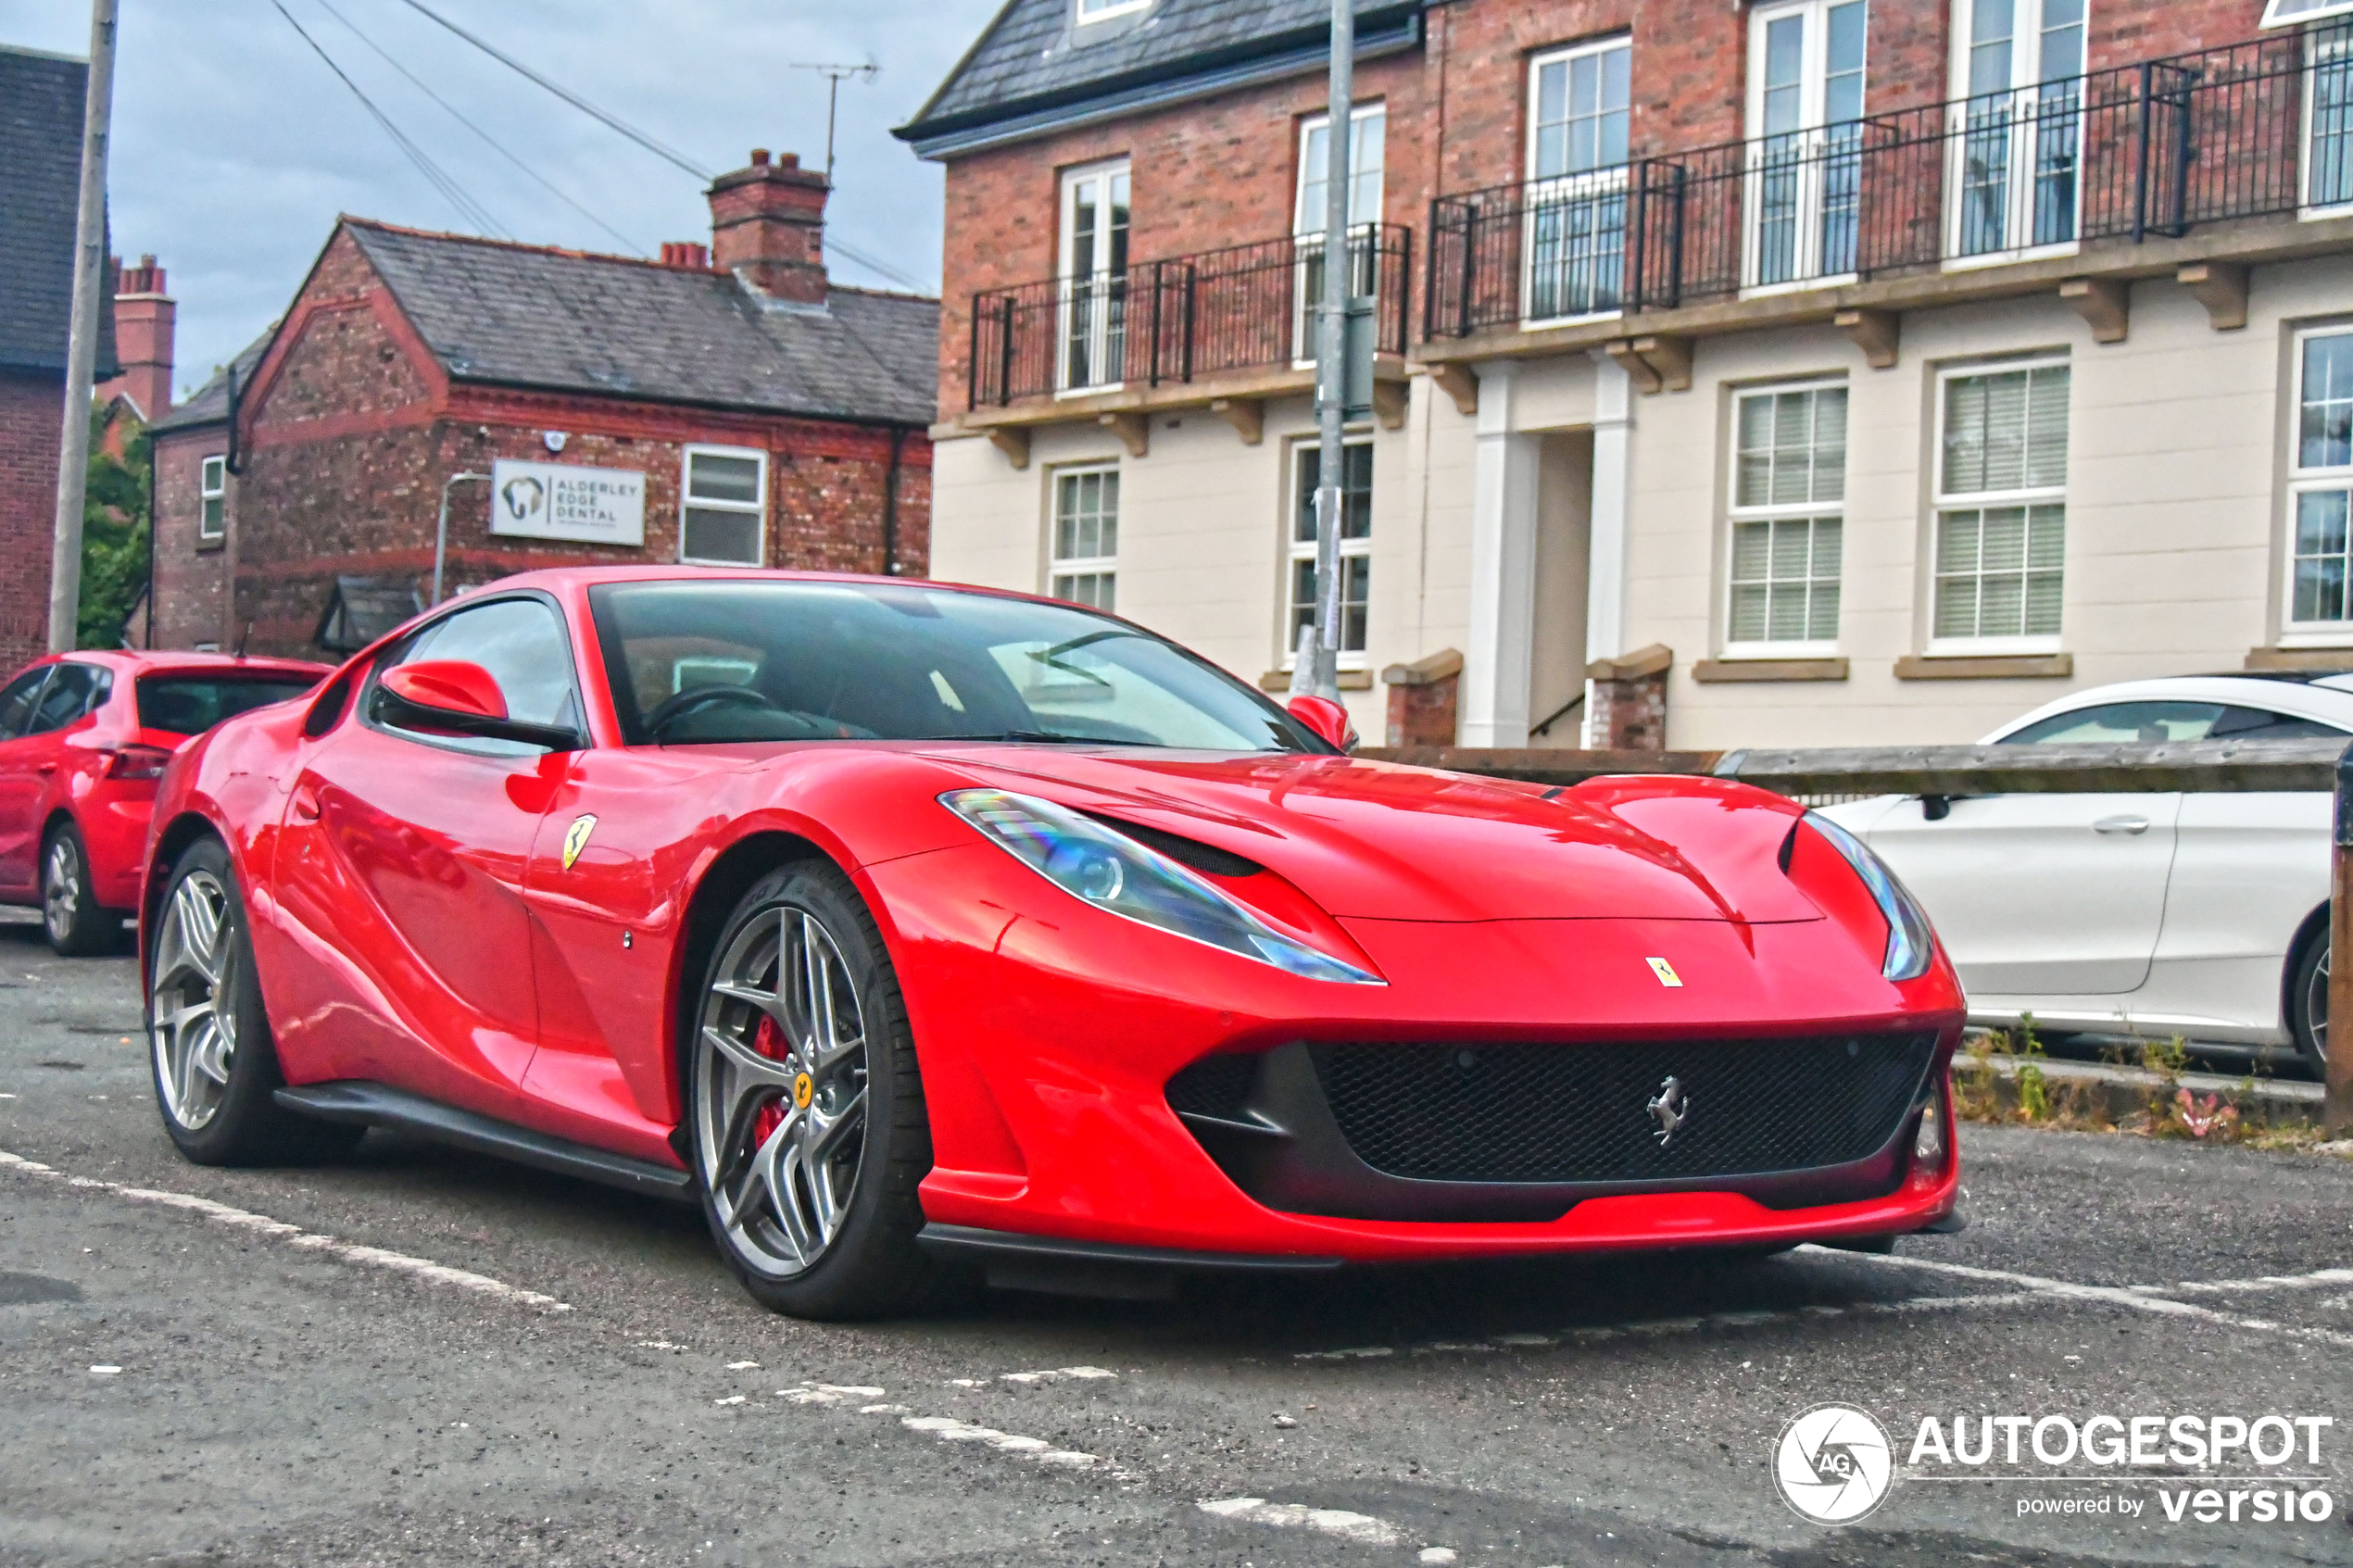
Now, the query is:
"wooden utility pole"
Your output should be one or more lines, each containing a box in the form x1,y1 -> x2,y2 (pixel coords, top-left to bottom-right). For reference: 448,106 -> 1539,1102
48,0 -> 120,653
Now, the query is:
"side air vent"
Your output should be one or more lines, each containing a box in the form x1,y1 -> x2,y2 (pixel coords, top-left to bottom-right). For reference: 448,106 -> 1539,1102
1164,1053 -> 1260,1121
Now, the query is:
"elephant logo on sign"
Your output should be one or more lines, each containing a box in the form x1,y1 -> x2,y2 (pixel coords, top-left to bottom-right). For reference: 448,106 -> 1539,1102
500,477 -> 545,523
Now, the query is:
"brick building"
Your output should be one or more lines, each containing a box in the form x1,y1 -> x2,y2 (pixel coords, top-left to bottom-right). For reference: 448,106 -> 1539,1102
901,0 -> 2353,748
152,150 -> 937,658
0,44 -> 118,668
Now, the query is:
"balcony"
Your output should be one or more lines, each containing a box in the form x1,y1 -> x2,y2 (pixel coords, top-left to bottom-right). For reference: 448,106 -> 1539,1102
960,225 -> 1414,462
1422,24 -> 2353,386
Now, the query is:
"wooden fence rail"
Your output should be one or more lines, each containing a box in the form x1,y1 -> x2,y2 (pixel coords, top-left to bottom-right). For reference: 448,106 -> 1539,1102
1356,738 -> 2353,1131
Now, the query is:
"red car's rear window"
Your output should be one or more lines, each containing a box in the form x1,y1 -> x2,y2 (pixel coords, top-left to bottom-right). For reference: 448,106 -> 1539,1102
135,674 -> 321,736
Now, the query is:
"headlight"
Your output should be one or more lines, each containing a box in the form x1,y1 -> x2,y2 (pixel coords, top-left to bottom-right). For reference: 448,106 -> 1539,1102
941,788 -> 1381,985
1806,812 -> 1936,982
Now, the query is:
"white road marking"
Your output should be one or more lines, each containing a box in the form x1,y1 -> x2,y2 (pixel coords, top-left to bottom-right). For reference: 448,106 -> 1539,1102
724,1360 -> 761,1370
0,1149 -> 571,1312
778,1384 -> 886,1404
88,1364 -> 120,1376
901,1414 -> 1099,1469
1419,1549 -> 1460,1565
2138,1266 -> 2353,1297
713,1396 -> 746,1406
1819,1247 -> 2353,1349
1000,1365 -> 1117,1384
1198,1497 -> 1402,1548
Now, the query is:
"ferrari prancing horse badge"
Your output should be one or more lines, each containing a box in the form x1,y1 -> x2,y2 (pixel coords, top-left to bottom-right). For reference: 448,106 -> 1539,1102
561,814 -> 598,871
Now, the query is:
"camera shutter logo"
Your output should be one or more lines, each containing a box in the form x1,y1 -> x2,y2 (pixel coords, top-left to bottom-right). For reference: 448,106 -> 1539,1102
1774,1403 -> 1894,1524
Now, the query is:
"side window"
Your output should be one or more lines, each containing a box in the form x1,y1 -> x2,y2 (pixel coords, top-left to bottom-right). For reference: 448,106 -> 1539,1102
373,597 -> 580,753
0,669 -> 52,740
1999,700 -> 2226,745
27,663 -> 107,736
2208,705 -> 2350,741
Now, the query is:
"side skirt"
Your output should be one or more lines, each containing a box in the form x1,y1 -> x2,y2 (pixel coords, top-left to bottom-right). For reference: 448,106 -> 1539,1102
274,1081 -> 697,1206
917,1222 -> 1344,1302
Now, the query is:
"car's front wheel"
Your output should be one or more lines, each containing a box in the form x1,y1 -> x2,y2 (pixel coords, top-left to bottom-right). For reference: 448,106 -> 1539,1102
147,836 -> 359,1165
42,822 -> 117,956
2291,920 -> 2329,1080
688,859 -> 939,1320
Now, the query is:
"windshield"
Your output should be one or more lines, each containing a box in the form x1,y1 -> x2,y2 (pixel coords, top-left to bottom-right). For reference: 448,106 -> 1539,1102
587,580 -> 1327,752
135,673 -> 321,736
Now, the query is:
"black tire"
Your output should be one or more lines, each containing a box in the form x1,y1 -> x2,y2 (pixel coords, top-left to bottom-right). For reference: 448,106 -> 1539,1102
146,835 -> 360,1165
2289,919 -> 2328,1081
686,859 -> 943,1320
41,821 -> 119,957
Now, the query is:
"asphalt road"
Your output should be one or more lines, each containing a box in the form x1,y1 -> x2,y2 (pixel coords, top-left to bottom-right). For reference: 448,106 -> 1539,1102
5,926 -> 2353,1568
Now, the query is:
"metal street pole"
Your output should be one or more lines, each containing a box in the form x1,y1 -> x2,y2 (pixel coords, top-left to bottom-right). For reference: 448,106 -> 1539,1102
1296,0 -> 1353,702
432,471 -> 492,605
47,0 -> 120,654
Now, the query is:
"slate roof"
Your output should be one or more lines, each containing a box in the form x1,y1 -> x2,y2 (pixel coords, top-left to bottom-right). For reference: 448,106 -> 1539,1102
315,575 -> 422,655
150,331 -> 271,435
898,0 -> 1422,157
0,44 -> 115,378
346,222 -> 937,427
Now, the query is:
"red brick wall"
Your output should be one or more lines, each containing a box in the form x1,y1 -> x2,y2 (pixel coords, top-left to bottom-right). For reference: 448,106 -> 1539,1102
151,426 -> 229,649
211,227 -> 934,659
0,371 -> 63,670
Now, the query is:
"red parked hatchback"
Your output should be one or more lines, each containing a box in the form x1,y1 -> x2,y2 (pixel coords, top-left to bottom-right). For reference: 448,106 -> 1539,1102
0,651 -> 327,954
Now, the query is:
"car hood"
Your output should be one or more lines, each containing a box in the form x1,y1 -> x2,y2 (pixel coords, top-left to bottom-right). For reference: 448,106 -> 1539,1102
916,746 -> 1823,925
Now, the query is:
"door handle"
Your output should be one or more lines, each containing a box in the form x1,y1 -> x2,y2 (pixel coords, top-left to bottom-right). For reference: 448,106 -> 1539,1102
291,785 -> 321,822
2093,814 -> 2150,834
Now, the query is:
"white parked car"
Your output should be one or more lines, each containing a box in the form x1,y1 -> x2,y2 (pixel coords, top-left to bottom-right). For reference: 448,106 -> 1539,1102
1818,674 -> 2352,1073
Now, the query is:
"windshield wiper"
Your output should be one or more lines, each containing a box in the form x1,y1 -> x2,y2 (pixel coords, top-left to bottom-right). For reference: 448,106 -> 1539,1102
928,730 -> 1112,745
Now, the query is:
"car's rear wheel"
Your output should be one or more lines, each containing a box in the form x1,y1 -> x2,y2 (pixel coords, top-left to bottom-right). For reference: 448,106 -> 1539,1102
42,822 -> 117,957
688,859 -> 938,1320
2290,921 -> 2328,1080
148,837 -> 359,1165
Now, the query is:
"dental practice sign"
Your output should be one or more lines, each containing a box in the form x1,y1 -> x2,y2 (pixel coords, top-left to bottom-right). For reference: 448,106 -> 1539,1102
489,459 -> 646,547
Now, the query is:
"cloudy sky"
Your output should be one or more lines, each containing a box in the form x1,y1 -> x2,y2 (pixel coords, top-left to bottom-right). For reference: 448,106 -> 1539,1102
0,0 -> 1004,399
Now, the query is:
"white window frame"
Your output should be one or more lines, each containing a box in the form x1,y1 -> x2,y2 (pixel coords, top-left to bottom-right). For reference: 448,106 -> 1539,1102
1522,36 -> 1633,327
1722,381 -> 1847,659
1929,357 -> 2071,655
1076,0 -> 1151,23
198,454 -> 226,543
2302,21 -> 2353,216
2266,0 -> 2353,28
2284,325 -> 2353,643
1293,104 -> 1386,367
1048,463 -> 1119,611
1057,158 -> 1131,395
1742,0 -> 1870,295
1282,435 -> 1374,671
1943,0 -> 2090,269
678,444 -> 769,567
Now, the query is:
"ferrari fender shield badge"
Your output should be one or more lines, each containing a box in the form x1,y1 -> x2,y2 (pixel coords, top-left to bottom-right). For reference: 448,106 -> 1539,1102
1646,956 -> 1683,987
561,814 -> 598,871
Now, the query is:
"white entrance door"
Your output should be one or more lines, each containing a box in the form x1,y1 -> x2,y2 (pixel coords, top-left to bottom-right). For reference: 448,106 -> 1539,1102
1744,0 -> 1868,288
1058,161 -> 1129,393
1950,0 -> 2087,257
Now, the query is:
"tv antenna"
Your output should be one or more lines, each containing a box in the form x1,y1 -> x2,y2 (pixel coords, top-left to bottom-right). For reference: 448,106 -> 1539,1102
791,59 -> 877,185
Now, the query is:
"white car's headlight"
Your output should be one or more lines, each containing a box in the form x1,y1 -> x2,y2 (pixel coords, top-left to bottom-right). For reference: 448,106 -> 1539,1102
1806,811 -> 1937,982
941,788 -> 1381,985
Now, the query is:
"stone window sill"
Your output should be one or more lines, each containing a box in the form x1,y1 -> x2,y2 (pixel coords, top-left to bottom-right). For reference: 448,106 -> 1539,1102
195,538 -> 226,554
1692,657 -> 1849,684
1259,670 -> 1373,692
2246,645 -> 2353,672
1894,652 -> 2073,680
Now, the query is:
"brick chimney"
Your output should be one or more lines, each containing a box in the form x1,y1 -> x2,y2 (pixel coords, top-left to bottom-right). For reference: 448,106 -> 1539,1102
99,255 -> 175,420
659,240 -> 712,270
708,149 -> 828,307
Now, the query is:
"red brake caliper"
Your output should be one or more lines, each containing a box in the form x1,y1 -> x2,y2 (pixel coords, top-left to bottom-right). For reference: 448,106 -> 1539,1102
749,1013 -> 789,1146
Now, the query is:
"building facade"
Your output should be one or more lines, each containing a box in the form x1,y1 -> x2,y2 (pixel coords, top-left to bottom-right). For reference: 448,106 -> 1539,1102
151,151 -> 938,659
901,0 -> 2353,748
0,44 -> 118,668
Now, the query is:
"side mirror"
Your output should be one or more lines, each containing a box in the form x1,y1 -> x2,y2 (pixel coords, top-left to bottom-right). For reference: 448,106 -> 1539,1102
1287,694 -> 1358,753
376,660 -> 582,751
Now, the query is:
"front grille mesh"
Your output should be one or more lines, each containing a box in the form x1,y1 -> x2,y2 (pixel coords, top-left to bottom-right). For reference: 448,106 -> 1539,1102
1311,1033 -> 1938,1184
1165,1054 -> 1258,1120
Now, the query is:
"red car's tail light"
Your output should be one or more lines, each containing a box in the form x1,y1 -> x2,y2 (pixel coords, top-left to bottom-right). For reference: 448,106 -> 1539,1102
104,746 -> 173,781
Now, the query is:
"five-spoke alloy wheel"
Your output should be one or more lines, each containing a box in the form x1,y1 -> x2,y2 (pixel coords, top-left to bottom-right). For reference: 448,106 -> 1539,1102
689,860 -> 936,1319
42,822 -> 116,957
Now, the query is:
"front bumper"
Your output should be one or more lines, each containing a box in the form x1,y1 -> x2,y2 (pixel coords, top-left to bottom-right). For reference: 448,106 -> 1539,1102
869,846 -> 1966,1266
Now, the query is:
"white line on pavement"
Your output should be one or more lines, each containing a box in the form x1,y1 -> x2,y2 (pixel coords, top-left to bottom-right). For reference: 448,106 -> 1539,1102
2137,1266 -> 2353,1297
901,1414 -> 1100,1468
999,1365 -> 1118,1384
0,1148 -> 571,1312
1197,1497 -> 1404,1548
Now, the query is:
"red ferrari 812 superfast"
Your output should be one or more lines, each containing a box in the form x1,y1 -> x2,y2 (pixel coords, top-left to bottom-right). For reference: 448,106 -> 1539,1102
142,568 -> 1964,1319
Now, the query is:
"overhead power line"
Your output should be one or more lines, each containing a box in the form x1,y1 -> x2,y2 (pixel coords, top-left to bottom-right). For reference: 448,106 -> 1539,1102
391,0 -> 711,181
307,0 -> 648,256
270,0 -> 510,239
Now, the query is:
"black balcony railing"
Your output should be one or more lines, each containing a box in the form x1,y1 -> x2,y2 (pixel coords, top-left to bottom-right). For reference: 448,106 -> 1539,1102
968,224 -> 1412,410
1428,24 -> 2352,338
